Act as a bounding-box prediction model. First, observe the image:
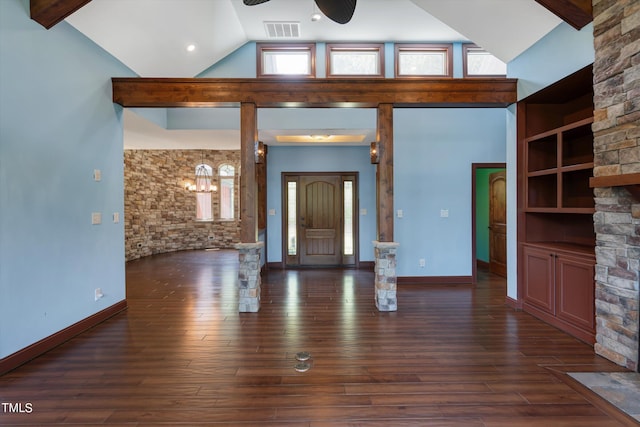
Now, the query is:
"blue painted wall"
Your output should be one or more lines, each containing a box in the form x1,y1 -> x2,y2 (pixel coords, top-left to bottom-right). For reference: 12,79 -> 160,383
0,0 -> 135,358
509,22 -> 594,100
394,109 -> 507,277
267,146 -> 377,263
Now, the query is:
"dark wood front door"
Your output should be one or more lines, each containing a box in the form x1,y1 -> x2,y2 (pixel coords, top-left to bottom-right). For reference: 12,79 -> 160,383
299,175 -> 342,265
284,173 -> 357,267
489,170 -> 507,277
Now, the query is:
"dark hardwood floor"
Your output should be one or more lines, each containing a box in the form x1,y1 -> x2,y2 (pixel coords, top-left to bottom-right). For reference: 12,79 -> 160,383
0,249 -> 636,426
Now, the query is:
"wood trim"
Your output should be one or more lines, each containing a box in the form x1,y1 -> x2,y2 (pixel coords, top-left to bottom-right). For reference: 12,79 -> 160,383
256,43 -> 316,79
111,78 -> 517,108
30,0 -> 91,29
257,148 -> 267,230
524,302 -> 595,345
0,300 -> 127,375
590,173 -> 640,200
358,261 -> 375,270
398,276 -> 473,285
590,173 -> 640,187
476,259 -> 490,270
505,295 -> 522,310
549,368 -> 640,427
394,43 -> 453,78
281,172 -> 359,268
472,163 -> 506,285
326,43 -> 385,78
267,261 -> 285,270
377,104 -> 394,242
240,103 -> 258,243
534,0 -> 592,30
462,44 -> 507,78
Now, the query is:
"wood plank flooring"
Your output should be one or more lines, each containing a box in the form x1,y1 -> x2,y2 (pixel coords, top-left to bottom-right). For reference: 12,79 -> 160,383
0,249 -> 636,426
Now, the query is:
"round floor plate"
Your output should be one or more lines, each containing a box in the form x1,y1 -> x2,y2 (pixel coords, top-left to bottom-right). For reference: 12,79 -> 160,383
294,362 -> 311,372
295,351 -> 311,361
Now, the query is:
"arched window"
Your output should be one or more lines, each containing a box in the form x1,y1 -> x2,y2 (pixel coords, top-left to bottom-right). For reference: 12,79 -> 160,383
219,164 -> 235,220
195,164 -> 213,221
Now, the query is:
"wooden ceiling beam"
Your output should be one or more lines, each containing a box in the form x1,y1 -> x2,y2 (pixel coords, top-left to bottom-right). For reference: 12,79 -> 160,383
535,0 -> 592,30
30,0 -> 92,29
111,78 -> 517,108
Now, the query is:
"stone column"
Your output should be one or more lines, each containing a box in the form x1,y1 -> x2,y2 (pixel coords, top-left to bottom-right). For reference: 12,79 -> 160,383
236,242 -> 264,312
373,241 -> 399,311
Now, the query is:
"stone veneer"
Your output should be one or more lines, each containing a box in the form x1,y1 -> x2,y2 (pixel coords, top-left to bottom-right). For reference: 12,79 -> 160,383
237,242 -> 264,312
592,0 -> 640,371
124,150 -> 241,261
373,241 -> 399,311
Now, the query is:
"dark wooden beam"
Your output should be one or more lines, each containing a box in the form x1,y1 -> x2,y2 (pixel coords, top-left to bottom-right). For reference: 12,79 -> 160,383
377,104 -> 394,242
112,78 -> 517,108
240,103 -> 258,243
30,0 -> 92,29
590,173 -> 640,201
535,0 -> 592,30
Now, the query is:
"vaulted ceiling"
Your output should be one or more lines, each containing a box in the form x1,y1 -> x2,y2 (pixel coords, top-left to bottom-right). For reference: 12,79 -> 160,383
30,0 -> 592,149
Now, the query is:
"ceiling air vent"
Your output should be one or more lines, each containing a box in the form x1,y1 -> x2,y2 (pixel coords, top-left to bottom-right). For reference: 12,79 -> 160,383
264,21 -> 301,39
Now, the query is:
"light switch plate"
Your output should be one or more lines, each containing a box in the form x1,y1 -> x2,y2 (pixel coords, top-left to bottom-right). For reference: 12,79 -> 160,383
440,209 -> 449,218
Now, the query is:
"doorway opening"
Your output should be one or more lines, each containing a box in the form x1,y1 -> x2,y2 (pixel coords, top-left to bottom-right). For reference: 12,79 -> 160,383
472,163 -> 507,283
283,172 -> 359,267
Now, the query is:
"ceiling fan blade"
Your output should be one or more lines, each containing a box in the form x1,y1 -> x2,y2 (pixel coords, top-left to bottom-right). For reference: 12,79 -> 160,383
243,0 -> 271,5
314,0 -> 357,24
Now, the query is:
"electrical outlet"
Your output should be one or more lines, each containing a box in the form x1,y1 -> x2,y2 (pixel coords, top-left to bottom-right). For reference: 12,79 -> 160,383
91,212 -> 101,225
419,258 -> 426,268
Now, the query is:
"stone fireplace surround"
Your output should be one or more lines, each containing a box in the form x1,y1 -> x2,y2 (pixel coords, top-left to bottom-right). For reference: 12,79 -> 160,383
591,0 -> 640,371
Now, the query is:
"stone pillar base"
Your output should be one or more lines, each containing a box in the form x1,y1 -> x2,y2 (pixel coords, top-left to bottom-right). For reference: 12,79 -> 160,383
236,242 -> 264,313
373,241 -> 399,311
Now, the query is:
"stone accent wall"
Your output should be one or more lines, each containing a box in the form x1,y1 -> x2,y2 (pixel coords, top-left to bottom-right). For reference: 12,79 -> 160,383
592,0 -> 640,371
124,150 -> 241,261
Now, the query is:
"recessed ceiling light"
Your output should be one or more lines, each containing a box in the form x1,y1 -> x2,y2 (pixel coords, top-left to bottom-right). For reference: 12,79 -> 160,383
186,44 -> 196,52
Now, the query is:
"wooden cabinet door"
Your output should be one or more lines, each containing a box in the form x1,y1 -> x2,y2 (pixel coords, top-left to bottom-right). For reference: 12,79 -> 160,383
523,245 -> 555,314
555,253 -> 595,332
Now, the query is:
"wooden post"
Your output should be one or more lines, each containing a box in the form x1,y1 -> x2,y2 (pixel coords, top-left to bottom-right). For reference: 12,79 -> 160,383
240,102 -> 258,243
377,103 -> 394,242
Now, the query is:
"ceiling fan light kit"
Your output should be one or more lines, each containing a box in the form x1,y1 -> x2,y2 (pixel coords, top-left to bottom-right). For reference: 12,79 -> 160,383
243,0 -> 357,24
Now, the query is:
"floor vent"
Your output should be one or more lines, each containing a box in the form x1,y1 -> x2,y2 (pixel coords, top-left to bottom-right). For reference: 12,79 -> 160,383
264,21 -> 301,39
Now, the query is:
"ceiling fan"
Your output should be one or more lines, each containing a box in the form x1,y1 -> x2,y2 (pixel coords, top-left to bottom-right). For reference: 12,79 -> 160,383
243,0 -> 357,24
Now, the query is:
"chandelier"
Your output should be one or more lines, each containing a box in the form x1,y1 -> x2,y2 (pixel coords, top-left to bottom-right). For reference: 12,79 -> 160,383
185,155 -> 217,192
